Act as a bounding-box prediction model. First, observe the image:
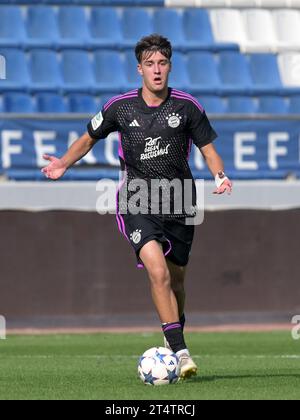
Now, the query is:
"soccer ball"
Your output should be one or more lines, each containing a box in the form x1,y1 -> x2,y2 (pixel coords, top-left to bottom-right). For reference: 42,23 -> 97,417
138,347 -> 180,386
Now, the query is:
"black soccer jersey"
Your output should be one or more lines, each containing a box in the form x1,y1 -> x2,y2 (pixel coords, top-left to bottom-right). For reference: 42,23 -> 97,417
87,88 -> 217,218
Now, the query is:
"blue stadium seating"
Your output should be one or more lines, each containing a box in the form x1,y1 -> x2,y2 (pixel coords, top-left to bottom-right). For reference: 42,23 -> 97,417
124,51 -> 141,89
168,52 -> 190,91
0,49 -> 30,92
98,94 -> 117,109
122,8 -> 154,49
227,96 -> 258,114
62,50 -> 95,93
3,93 -> 36,113
249,54 -> 284,95
289,96 -> 300,114
183,9 -> 238,53
36,93 -> 69,113
30,50 -> 62,92
258,96 -> 289,114
0,2 -> 299,117
153,9 -> 186,51
3,1 -> 164,4
183,9 -> 214,50
69,94 -> 97,113
0,6 -> 27,48
58,6 -> 91,49
26,6 -> 60,49
219,52 -> 253,95
187,52 -> 221,94
197,95 -> 227,114
0,96 -> 4,113
90,8 -> 122,49
94,50 -> 128,93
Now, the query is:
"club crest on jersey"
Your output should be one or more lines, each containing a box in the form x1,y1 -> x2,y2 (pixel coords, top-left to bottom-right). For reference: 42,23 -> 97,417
130,229 -> 142,244
166,113 -> 182,128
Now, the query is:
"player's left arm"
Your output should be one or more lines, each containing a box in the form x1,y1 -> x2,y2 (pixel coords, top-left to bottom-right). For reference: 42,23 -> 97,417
200,143 -> 232,195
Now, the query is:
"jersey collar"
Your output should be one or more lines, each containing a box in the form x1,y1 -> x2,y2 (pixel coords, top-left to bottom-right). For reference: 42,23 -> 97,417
138,87 -> 172,113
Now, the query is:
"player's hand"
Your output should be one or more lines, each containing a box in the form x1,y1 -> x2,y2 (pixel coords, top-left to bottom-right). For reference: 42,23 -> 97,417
213,178 -> 233,195
41,154 -> 67,180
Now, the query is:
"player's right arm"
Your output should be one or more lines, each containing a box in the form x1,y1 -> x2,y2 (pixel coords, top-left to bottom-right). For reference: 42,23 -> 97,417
41,105 -> 118,180
41,132 -> 96,180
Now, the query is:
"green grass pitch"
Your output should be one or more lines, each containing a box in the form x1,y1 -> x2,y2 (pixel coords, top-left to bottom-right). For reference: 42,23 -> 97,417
0,331 -> 300,400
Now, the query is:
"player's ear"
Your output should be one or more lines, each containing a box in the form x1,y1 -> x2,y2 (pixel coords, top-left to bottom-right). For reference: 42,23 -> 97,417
137,64 -> 143,77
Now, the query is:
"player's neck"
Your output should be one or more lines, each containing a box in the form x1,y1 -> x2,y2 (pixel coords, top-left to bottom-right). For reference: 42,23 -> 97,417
141,86 -> 169,107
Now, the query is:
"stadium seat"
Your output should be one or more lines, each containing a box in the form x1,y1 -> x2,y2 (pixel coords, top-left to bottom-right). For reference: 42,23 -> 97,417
219,51 -> 253,95
98,94 -> 120,110
90,8 -> 122,49
0,6 -> 27,48
226,0 -> 257,5
122,8 -> 154,49
168,52 -> 190,91
227,96 -> 258,114
187,52 -> 221,94
243,9 -> 278,52
249,54 -> 284,95
68,94 -> 97,113
258,96 -> 289,114
183,8 -> 214,51
124,51 -> 141,90
94,51 -> 128,93
288,96 -> 300,113
36,93 -> 69,113
62,50 -> 94,93
3,93 -> 36,113
0,49 -> 30,92
199,0 -> 287,6
273,10 -> 300,51
278,53 -> 300,87
210,9 -> 248,50
58,6 -> 91,49
26,6 -> 60,49
199,0 -> 232,6
197,95 -> 227,114
30,50 -> 62,92
183,8 -> 238,52
153,9 -> 185,51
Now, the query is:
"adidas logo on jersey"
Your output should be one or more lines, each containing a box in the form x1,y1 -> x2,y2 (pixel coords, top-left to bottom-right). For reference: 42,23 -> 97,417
129,120 -> 140,127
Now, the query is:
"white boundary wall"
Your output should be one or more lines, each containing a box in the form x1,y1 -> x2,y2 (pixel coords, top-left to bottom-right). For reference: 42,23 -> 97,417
0,180 -> 299,212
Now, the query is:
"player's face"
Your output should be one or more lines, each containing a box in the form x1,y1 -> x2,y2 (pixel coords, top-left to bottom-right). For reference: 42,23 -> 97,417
138,51 -> 171,93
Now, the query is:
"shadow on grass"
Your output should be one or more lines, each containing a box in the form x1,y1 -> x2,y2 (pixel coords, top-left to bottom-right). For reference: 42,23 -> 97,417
189,373 -> 300,383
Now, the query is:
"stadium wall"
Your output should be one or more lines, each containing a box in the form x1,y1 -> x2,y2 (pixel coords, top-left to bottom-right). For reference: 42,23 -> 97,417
0,206 -> 299,328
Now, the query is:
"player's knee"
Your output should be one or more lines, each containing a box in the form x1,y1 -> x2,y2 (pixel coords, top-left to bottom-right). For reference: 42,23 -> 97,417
149,266 -> 171,290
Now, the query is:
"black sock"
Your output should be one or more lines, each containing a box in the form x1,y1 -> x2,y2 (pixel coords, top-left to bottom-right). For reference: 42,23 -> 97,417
180,313 -> 186,331
162,322 -> 187,353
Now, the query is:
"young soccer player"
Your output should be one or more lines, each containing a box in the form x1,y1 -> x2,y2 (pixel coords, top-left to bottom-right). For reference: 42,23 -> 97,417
41,34 -> 232,379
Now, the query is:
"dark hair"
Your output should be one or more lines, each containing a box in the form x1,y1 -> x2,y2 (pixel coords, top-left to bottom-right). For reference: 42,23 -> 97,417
135,34 -> 172,63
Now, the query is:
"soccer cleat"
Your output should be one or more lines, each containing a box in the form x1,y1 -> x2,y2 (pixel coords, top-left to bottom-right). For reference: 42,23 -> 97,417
178,353 -> 198,380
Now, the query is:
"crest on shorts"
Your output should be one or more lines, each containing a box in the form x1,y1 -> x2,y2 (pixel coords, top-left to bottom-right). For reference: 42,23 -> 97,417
130,229 -> 142,244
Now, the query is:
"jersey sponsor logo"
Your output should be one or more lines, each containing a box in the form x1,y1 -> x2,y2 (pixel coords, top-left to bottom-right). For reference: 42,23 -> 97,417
166,113 -> 182,128
130,229 -> 142,244
140,137 -> 171,161
129,119 -> 140,127
91,112 -> 104,131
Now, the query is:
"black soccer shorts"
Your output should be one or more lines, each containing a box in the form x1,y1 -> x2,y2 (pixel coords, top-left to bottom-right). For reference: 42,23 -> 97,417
117,213 -> 195,268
